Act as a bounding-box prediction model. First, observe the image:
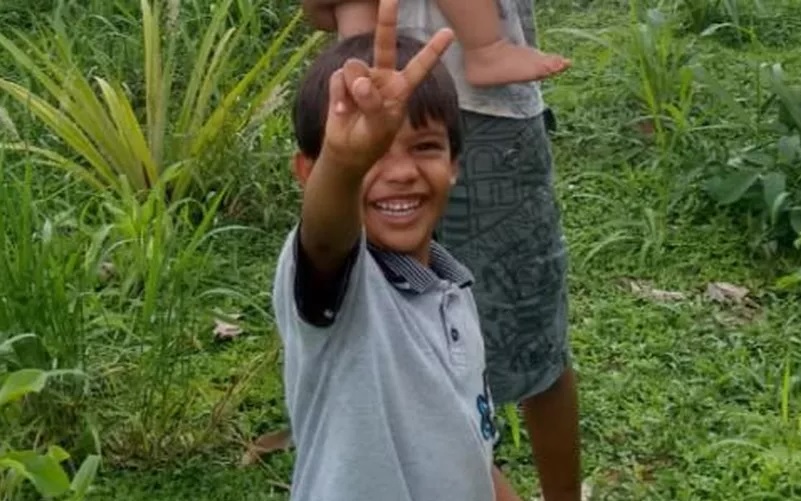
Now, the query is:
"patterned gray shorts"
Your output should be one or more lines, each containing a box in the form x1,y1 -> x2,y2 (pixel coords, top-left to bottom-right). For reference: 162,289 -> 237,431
437,110 -> 570,405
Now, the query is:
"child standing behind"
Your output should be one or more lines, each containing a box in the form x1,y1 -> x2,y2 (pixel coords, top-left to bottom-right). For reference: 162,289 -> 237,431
307,0 -> 570,85
273,0 -> 523,499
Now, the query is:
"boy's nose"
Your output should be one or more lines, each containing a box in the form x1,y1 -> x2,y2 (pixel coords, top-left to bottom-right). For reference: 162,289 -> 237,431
378,152 -> 418,184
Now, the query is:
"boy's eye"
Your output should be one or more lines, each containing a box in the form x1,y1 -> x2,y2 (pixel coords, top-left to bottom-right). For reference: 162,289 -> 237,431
414,141 -> 445,152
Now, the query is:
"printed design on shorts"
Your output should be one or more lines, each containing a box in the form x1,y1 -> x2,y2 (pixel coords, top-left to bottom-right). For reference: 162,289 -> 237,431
476,369 -> 496,441
438,114 -> 569,403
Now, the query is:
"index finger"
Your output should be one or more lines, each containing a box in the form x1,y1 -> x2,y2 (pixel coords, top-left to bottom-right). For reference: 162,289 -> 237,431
400,28 -> 454,88
373,0 -> 398,70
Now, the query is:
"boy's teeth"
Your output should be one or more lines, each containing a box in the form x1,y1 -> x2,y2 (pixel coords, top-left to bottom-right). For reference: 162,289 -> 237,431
376,200 -> 420,212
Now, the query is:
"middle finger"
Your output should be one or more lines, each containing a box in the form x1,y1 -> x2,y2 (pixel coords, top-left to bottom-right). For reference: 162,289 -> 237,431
373,0 -> 398,71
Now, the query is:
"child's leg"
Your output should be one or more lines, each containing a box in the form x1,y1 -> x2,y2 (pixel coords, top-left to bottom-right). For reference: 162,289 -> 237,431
335,0 -> 378,38
435,0 -> 570,86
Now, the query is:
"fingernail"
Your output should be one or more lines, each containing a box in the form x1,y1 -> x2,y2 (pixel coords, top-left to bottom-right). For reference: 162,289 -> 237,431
335,101 -> 346,113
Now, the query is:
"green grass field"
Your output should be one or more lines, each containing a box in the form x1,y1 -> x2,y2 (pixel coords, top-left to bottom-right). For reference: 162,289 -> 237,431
1,0 -> 800,500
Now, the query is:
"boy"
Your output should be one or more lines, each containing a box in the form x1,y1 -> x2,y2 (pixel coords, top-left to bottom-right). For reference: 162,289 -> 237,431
273,0 -> 523,499
306,0 -> 571,86
301,1 -> 583,500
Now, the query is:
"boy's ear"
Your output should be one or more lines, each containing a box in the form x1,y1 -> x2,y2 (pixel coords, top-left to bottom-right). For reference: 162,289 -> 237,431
293,152 -> 315,187
449,159 -> 458,186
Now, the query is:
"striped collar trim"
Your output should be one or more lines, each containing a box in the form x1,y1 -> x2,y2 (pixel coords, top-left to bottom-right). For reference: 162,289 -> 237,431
368,241 -> 473,293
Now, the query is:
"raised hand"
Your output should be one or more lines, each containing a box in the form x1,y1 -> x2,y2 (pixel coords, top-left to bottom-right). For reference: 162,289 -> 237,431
319,0 -> 454,171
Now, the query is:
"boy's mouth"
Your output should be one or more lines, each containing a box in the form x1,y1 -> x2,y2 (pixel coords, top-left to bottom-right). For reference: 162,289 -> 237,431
371,197 -> 422,218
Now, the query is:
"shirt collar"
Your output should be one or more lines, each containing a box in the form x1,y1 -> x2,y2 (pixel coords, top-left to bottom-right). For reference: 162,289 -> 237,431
367,241 -> 474,294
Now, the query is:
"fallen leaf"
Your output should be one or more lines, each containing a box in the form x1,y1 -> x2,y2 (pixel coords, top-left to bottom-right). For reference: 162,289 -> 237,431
706,282 -> 749,304
626,279 -> 686,302
709,281 -> 761,326
240,429 -> 293,467
213,314 -> 243,341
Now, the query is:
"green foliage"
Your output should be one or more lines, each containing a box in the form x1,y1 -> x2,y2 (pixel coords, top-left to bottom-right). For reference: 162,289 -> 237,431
679,0 -> 750,34
0,160 -> 99,453
1,336 -> 100,501
0,0 -> 322,203
0,153 -> 268,465
0,0 -> 293,470
702,63 -> 801,253
554,4 -> 697,154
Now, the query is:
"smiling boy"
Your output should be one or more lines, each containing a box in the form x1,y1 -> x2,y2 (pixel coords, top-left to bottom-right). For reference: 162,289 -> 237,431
298,1 -> 582,500
272,0 -> 523,499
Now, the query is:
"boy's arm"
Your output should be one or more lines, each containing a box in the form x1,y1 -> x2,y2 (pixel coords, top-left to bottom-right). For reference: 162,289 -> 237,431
299,148 -> 368,281
302,0 -> 377,36
493,466 -> 523,501
293,146 -> 366,327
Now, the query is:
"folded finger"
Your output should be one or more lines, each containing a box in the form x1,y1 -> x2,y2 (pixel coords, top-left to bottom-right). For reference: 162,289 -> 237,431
350,76 -> 383,115
343,58 -> 371,91
401,28 -> 454,88
327,69 -> 351,116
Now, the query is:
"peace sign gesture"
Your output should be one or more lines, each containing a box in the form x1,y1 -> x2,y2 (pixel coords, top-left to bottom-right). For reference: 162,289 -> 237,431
319,0 -> 455,171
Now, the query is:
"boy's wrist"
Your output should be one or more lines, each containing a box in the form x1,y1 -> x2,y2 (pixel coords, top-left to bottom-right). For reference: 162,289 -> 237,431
317,143 -> 375,180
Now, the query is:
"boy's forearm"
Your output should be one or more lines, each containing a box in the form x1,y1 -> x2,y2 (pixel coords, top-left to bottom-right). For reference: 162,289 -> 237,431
492,466 -> 523,501
300,151 -> 367,275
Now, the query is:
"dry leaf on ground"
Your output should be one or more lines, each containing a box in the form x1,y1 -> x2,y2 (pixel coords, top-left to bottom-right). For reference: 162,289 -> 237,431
240,429 -> 293,467
706,282 -> 761,326
705,282 -> 750,304
626,279 -> 687,302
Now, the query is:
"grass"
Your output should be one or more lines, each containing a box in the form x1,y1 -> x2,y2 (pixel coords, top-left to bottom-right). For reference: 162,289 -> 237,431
1,0 -> 800,499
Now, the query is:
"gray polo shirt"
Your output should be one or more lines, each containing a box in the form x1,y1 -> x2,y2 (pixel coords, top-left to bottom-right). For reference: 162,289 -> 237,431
397,0 -> 544,119
273,227 -> 496,501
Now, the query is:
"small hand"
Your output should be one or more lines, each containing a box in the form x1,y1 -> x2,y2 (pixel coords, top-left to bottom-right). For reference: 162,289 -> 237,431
320,0 -> 454,170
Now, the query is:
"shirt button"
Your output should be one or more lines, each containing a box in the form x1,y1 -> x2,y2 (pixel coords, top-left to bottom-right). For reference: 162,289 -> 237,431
450,328 -> 460,342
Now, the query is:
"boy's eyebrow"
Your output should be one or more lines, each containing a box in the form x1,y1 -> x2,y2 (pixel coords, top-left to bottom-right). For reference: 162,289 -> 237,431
409,122 -> 448,133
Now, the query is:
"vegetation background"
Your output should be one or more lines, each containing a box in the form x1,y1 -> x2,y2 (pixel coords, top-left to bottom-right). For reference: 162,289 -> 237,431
0,0 -> 799,499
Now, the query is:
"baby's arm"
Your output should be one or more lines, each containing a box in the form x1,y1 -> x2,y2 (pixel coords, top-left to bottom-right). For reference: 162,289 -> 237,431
435,0 -> 504,52
302,0 -> 377,37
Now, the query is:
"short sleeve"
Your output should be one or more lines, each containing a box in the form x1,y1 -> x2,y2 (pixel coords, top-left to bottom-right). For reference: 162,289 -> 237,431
272,225 -> 368,332
293,229 -> 361,327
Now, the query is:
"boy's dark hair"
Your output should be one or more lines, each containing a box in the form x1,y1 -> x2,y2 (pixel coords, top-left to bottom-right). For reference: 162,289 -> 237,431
293,32 -> 463,160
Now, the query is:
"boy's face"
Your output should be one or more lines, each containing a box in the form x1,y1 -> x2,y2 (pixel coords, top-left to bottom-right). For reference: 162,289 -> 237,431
361,118 -> 456,262
295,117 -> 456,264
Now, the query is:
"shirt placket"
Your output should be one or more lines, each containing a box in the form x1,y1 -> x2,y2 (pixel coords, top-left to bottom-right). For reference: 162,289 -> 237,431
439,283 -> 467,368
